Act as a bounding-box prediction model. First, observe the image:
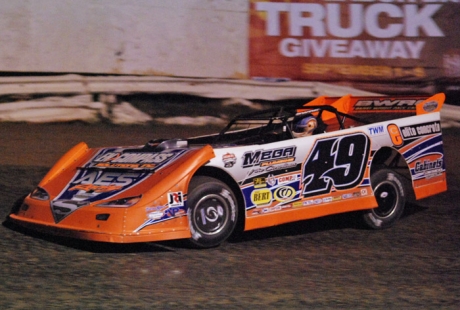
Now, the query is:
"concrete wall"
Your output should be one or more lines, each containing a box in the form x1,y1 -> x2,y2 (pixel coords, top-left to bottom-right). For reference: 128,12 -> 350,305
0,0 -> 248,78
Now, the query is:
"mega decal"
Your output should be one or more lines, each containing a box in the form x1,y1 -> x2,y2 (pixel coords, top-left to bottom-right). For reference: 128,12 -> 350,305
90,149 -> 188,170
242,146 -> 296,168
302,133 -> 370,197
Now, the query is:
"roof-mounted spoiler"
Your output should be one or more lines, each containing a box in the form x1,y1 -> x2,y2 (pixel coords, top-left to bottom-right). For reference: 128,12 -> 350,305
303,93 -> 445,120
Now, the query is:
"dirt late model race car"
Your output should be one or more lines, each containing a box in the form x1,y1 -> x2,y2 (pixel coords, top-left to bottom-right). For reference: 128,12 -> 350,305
8,93 -> 447,248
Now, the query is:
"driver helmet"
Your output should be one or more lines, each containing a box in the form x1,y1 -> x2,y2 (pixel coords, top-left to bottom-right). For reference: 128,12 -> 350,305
293,115 -> 317,137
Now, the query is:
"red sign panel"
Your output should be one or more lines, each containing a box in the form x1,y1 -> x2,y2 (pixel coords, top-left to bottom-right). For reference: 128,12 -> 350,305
249,0 -> 460,95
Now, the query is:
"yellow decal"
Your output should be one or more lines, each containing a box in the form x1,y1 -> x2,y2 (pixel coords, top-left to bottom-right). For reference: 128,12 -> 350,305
251,189 -> 272,206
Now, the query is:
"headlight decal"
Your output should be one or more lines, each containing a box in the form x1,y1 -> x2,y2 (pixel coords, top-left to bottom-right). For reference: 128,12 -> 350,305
30,187 -> 50,201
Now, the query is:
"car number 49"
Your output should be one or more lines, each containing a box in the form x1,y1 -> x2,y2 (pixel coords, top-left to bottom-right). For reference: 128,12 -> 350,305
302,133 -> 370,197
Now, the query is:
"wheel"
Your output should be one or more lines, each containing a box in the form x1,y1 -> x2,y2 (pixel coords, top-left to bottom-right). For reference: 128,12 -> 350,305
362,169 -> 406,229
186,176 -> 238,248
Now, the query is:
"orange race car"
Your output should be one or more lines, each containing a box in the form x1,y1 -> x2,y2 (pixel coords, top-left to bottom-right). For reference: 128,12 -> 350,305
8,93 -> 447,248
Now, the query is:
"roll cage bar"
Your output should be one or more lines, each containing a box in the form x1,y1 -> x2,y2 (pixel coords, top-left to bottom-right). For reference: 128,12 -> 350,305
213,104 -> 368,144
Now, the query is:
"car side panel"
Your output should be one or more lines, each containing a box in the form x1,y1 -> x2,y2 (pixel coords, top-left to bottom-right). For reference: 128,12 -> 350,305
206,112 -> 446,232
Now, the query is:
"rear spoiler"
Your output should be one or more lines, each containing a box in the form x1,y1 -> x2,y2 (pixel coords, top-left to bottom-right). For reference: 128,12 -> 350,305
303,93 -> 445,120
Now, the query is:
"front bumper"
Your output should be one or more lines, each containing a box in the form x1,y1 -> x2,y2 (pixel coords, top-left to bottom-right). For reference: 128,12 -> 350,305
8,197 -> 191,243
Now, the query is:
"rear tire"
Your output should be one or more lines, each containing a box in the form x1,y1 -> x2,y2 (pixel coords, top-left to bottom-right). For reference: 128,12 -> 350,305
186,176 -> 238,248
362,169 -> 406,229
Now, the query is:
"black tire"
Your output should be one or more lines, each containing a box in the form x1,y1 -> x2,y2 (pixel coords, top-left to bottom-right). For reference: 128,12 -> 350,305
362,169 -> 406,229
186,176 -> 238,248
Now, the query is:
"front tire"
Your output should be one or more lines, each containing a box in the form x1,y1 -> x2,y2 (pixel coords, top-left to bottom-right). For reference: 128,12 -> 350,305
362,169 -> 406,229
187,176 -> 238,248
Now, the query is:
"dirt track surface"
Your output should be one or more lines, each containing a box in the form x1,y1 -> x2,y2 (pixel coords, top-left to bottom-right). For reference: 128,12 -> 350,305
1,123 -> 459,309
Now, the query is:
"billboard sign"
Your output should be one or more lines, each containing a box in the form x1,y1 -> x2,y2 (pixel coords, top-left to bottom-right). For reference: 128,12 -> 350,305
249,0 -> 460,93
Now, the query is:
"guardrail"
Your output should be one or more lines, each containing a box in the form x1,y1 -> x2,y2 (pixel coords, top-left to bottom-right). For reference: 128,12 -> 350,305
440,104 -> 460,128
0,75 -> 379,100
0,75 -> 458,126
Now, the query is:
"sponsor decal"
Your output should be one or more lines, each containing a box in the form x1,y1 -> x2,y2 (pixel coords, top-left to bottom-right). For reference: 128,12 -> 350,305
277,174 -> 298,184
242,146 -> 296,168
361,189 -> 368,196
148,211 -> 164,220
69,184 -> 122,193
293,198 -> 322,208
146,206 -> 164,212
135,204 -> 186,232
302,133 -> 370,197
261,158 -> 295,167
165,206 -> 186,217
293,201 -> 304,208
400,121 -> 441,139
222,152 -> 237,168
423,100 -> 438,112
354,99 -> 423,111
91,149 -> 187,170
251,189 -> 272,206
273,186 -> 296,202
341,191 -> 363,199
262,205 -> 282,214
72,171 -> 147,188
267,174 -> 277,187
302,199 -> 315,206
387,124 -> 403,147
50,200 -> 89,223
367,125 -> 385,136
248,162 -> 298,176
51,170 -> 151,222
253,177 -> 267,188
414,158 -> 444,179
168,192 -> 184,207
415,159 -> 443,173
